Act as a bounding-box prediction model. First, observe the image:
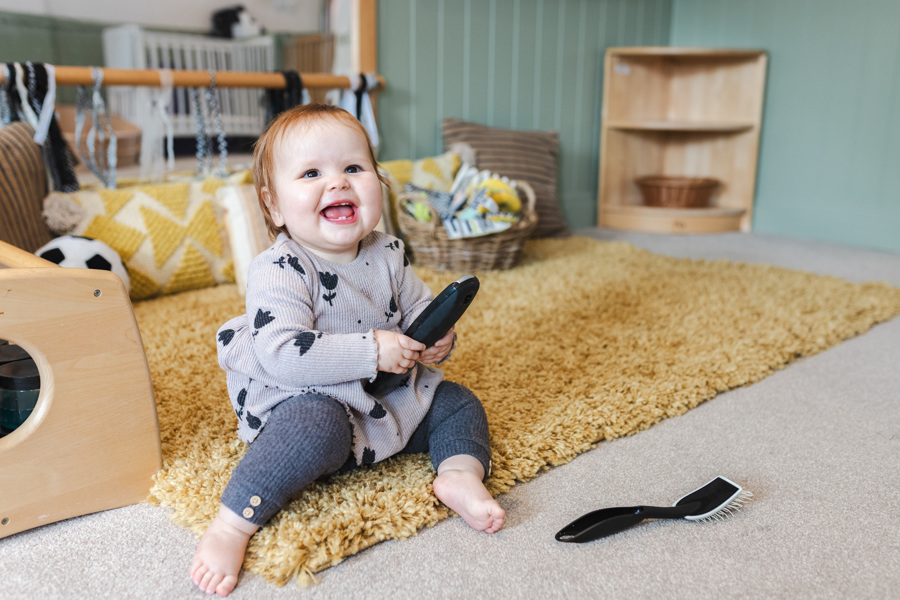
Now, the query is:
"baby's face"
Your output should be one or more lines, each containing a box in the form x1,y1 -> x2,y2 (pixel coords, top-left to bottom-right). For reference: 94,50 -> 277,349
265,118 -> 383,263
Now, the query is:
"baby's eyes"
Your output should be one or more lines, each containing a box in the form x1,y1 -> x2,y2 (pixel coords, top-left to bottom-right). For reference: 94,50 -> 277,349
299,165 -> 364,178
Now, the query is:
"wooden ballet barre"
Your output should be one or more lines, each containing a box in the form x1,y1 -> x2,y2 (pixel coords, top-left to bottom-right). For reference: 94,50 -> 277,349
0,66 -> 384,90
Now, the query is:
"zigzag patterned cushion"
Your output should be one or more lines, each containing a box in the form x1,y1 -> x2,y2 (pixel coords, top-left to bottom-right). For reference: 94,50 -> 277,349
0,122 -> 53,252
43,177 -> 237,300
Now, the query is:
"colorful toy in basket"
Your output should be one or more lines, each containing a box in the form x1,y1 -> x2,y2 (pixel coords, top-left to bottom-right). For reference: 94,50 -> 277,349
396,165 -> 538,271
404,164 -> 526,240
472,178 -> 522,214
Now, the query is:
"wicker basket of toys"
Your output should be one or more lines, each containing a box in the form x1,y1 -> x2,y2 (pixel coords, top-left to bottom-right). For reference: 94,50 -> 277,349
636,175 -> 718,208
396,178 -> 538,271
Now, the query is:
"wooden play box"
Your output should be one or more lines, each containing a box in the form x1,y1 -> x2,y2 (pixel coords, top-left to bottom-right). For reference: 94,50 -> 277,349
0,241 -> 161,538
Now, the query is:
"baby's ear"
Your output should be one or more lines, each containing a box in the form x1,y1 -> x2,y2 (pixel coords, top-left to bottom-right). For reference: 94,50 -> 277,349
260,186 -> 277,210
261,187 -> 285,227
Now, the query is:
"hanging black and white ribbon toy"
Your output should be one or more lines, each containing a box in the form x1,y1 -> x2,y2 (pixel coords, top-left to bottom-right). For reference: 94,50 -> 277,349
75,67 -> 117,188
6,62 -> 79,192
338,73 -> 380,154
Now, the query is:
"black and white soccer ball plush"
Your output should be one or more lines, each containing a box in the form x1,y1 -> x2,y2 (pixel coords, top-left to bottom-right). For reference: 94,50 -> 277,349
35,235 -> 130,293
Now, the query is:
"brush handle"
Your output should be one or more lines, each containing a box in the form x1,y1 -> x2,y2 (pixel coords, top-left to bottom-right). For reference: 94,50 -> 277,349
555,501 -> 701,543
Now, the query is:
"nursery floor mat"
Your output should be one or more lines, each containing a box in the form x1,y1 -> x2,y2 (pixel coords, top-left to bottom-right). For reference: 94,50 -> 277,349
134,236 -> 900,587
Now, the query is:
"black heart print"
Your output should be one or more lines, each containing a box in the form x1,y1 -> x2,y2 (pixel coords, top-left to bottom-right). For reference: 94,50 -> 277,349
254,309 -> 275,329
293,331 -> 316,356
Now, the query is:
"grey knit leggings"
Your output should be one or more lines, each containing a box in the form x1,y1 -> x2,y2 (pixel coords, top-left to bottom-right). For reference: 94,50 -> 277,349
220,380 -> 491,526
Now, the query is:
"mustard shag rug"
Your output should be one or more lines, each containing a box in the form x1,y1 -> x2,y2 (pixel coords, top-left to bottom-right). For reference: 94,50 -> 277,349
134,237 -> 900,586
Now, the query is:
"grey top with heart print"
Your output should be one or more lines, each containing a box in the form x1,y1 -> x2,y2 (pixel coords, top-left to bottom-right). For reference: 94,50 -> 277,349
215,231 -> 447,467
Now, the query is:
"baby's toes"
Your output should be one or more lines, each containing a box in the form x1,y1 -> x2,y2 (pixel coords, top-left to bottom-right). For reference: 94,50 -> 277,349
216,574 -> 239,597
190,561 -> 207,583
196,569 -> 216,593
487,503 -> 505,532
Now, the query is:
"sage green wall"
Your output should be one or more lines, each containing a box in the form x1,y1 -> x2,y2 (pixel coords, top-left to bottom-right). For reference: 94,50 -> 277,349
0,12 -> 107,103
376,0 -> 672,229
671,0 -> 900,254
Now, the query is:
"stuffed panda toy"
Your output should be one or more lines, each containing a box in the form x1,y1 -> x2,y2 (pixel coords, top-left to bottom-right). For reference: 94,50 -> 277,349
36,235 -> 130,294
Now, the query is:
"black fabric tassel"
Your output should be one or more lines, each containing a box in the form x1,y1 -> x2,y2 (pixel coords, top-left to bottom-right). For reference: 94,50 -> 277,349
22,62 -> 79,192
353,72 -> 367,121
265,70 -> 306,126
3,62 -> 22,123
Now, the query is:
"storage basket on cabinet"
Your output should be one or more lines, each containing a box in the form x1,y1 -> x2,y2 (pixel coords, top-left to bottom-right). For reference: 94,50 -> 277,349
396,181 -> 538,271
635,176 -> 718,208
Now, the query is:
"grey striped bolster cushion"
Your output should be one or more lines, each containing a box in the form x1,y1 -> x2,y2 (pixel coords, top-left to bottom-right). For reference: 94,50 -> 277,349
441,117 -> 570,238
0,122 -> 52,252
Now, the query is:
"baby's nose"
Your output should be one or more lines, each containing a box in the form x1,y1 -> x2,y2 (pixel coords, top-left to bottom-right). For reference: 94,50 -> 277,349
327,174 -> 350,190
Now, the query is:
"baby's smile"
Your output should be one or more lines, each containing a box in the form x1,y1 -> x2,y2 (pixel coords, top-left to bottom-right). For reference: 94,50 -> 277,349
321,202 -> 358,223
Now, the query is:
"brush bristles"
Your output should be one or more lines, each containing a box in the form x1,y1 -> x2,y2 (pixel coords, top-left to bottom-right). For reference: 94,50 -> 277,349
696,489 -> 753,523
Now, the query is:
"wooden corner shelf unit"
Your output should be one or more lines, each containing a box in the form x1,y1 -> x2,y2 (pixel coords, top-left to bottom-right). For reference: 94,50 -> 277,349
598,47 -> 767,233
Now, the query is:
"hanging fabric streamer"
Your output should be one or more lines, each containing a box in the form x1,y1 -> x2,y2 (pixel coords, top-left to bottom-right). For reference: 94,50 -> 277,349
139,69 -> 176,183
265,79 -> 285,125
2,63 -> 24,127
265,70 -> 309,126
286,71 -> 311,107
0,64 -> 11,126
191,71 -> 229,178
13,63 -> 40,129
28,62 -> 56,145
337,73 -> 379,155
190,86 -> 211,176
30,63 -> 79,192
90,67 -> 117,188
5,62 -> 78,192
205,70 -> 229,177
75,67 -> 117,188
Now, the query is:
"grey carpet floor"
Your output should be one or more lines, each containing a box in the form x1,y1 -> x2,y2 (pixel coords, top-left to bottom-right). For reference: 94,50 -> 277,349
2,229 -> 898,599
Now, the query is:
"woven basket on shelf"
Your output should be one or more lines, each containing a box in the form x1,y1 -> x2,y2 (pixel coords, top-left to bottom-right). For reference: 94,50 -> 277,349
396,180 -> 538,271
636,175 -> 718,208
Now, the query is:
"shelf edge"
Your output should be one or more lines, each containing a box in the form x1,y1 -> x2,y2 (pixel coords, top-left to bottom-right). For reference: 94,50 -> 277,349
606,47 -> 766,58
606,120 -> 755,132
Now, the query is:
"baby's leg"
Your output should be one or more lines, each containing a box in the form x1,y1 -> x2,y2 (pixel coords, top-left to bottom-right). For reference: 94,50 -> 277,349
404,380 -> 504,533
191,394 -> 352,596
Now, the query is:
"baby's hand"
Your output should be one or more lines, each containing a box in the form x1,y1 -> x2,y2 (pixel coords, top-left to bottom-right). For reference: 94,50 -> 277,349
419,328 -> 455,365
374,330 -> 425,373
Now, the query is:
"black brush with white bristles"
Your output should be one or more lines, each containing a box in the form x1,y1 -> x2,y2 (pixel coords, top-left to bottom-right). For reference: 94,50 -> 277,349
555,476 -> 752,543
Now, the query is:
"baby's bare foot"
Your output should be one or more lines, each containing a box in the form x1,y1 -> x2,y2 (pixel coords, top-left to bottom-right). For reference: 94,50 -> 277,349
433,456 -> 505,533
190,506 -> 258,597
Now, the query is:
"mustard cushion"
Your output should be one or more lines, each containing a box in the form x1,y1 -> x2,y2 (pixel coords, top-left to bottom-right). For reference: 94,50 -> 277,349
44,178 -> 236,300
